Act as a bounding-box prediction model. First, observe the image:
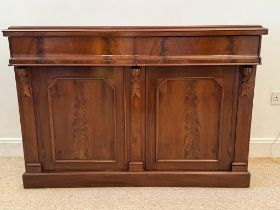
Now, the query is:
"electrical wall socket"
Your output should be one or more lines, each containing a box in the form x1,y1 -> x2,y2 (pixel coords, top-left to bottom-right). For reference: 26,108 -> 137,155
271,91 -> 280,105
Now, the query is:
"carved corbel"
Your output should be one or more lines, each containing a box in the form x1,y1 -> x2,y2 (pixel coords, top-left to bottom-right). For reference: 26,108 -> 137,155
239,66 -> 253,96
131,68 -> 141,98
17,69 -> 32,97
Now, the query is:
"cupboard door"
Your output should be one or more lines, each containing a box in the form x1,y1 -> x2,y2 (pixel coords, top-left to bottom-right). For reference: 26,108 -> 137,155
32,67 -> 126,171
146,66 -> 236,171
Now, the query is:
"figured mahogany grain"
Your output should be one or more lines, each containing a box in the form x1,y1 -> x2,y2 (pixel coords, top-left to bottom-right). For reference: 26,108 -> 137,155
145,66 -> 235,171
31,67 -> 126,171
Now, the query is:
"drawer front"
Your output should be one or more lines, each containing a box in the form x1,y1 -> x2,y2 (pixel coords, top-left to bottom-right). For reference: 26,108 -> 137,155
31,67 -> 126,171
146,66 -> 237,171
136,36 -> 260,65
10,36 -> 135,65
9,35 -> 260,66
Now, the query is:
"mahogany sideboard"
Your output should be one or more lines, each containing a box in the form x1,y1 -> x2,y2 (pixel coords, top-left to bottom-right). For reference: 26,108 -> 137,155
2,26 -> 268,188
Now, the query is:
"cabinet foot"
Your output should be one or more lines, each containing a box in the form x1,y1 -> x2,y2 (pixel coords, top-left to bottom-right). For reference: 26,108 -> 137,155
129,162 -> 144,172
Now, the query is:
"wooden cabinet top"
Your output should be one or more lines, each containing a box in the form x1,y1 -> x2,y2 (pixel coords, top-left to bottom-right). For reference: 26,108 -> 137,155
2,25 -> 268,66
3,25 -> 268,36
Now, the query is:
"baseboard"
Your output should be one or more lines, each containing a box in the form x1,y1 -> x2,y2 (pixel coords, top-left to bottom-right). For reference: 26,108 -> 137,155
0,138 -> 23,157
249,138 -> 280,158
0,138 -> 279,158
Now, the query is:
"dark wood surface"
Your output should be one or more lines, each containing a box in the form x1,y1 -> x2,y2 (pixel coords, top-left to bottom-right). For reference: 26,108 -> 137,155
3,25 -> 267,66
3,26 -> 267,188
145,66 -> 236,171
23,171 -> 250,188
3,25 -> 268,36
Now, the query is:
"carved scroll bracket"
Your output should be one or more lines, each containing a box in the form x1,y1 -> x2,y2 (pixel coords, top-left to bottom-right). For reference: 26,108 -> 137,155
239,66 -> 253,97
17,69 -> 32,97
131,68 -> 141,98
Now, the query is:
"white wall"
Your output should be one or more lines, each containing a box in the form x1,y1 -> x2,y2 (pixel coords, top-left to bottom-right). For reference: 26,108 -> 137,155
0,0 -> 279,156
